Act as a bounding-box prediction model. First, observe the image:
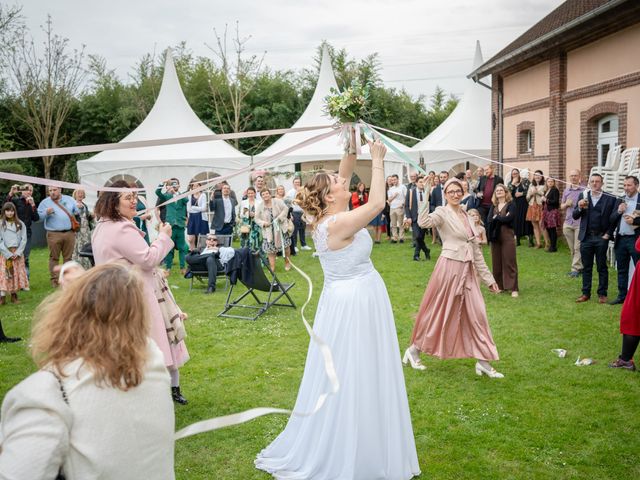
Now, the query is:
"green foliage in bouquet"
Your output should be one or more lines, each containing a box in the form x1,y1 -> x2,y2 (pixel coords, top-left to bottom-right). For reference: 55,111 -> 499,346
324,80 -> 371,123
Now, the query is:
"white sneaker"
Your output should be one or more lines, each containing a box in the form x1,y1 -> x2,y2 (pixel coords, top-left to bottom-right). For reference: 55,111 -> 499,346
294,247 -> 299,253
22,287 -> 30,291
301,245 -> 312,251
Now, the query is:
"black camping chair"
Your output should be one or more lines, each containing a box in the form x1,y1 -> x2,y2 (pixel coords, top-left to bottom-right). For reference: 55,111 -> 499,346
218,253 -> 295,321
188,234 -> 232,292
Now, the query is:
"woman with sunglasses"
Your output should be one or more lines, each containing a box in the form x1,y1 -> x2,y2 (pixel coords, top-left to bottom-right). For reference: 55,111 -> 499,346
405,178 -> 504,378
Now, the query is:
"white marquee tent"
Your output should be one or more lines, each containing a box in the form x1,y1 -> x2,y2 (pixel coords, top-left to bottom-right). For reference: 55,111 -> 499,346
254,46 -> 412,186
77,50 -> 251,208
410,41 -> 491,174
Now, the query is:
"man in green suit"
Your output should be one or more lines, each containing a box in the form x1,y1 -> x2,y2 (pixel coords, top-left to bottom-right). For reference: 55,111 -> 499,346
156,178 -> 189,273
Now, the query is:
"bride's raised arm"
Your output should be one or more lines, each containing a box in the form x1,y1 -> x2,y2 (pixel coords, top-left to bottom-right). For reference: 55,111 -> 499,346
330,139 -> 386,241
338,126 -> 358,182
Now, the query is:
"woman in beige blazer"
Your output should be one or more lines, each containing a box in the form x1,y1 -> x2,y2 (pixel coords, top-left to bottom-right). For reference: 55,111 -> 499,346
255,188 -> 292,271
404,178 -> 504,378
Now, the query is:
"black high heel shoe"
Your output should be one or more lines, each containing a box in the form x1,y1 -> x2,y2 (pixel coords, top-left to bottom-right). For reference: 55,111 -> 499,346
171,386 -> 188,405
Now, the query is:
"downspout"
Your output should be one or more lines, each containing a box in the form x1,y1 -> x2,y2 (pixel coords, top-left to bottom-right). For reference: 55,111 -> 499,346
473,78 -> 503,177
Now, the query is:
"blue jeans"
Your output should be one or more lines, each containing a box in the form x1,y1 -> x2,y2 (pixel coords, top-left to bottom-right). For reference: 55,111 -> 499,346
580,234 -> 609,297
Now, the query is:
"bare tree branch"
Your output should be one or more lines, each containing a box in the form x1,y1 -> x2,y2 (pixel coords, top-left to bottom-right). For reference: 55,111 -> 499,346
206,22 -> 265,147
4,14 -> 85,178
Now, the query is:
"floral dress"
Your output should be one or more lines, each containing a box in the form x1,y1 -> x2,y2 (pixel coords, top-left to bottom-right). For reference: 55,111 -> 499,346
72,202 -> 94,269
240,201 -> 262,253
261,207 -> 291,254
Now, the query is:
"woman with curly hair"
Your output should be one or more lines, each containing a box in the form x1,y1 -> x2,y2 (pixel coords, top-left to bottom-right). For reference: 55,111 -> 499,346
0,263 -> 175,478
255,133 -> 420,479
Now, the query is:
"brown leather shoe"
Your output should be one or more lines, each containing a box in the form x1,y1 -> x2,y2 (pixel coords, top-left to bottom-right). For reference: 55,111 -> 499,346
575,295 -> 590,303
10,293 -> 19,304
598,295 -> 608,304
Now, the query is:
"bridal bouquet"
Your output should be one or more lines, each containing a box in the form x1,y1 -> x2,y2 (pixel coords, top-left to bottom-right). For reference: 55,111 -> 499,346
324,80 -> 371,124
324,80 -> 371,153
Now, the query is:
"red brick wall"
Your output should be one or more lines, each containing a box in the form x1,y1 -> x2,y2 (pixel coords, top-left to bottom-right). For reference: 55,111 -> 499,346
549,53 -> 567,187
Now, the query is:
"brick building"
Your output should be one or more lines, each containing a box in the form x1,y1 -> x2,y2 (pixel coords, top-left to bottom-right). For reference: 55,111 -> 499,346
469,0 -> 640,184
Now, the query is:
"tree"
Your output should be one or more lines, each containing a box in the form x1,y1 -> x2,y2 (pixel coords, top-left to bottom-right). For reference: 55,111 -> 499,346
207,22 -> 265,148
2,15 -> 85,178
426,86 -> 458,132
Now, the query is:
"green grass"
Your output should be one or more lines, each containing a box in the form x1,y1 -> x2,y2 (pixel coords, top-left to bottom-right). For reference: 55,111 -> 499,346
1,239 -> 640,479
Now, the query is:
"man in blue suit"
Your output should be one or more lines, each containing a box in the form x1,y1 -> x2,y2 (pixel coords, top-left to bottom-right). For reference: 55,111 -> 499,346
573,173 -> 617,303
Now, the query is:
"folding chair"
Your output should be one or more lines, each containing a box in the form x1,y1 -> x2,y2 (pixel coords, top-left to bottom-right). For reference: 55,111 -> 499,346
188,234 -> 232,292
218,253 -> 296,321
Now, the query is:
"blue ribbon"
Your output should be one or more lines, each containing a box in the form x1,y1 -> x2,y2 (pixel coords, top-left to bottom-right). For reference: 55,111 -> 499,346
360,122 -> 426,175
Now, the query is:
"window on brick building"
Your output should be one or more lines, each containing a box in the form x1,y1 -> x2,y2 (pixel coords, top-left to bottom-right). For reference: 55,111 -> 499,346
597,115 -> 618,167
519,129 -> 532,154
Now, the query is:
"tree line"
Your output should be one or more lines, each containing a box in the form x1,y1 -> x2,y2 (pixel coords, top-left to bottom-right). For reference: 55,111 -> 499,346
0,7 -> 458,197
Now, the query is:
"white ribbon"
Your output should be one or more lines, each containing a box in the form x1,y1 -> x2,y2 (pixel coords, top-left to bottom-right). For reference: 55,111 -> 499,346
0,124 -> 333,161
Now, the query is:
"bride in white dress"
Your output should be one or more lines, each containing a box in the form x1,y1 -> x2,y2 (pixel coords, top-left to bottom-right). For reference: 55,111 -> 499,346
255,136 -> 421,480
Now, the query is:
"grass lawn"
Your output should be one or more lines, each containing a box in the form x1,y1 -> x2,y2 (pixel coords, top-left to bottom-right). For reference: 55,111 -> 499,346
1,238 -> 639,479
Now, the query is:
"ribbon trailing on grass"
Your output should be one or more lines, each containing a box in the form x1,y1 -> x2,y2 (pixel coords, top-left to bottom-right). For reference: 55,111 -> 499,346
175,215 -> 339,440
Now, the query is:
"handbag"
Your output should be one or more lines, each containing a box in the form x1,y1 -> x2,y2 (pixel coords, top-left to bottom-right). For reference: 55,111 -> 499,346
240,224 -> 251,234
287,218 -> 295,234
54,199 -> 80,232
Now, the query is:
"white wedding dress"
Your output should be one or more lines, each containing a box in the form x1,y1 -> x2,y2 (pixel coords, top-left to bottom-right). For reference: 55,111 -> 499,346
255,215 -> 421,480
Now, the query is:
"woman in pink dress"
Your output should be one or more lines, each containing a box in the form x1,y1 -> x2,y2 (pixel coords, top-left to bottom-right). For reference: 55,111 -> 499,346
405,178 -> 504,378
92,180 -> 190,404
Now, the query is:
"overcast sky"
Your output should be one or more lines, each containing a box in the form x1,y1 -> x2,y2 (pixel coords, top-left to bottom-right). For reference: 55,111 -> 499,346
17,0 -> 565,102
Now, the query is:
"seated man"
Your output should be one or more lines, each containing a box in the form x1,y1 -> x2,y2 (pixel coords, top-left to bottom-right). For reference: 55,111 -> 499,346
185,233 -> 224,294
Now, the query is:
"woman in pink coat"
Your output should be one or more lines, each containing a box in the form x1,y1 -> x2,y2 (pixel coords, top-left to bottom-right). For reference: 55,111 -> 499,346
92,180 -> 190,404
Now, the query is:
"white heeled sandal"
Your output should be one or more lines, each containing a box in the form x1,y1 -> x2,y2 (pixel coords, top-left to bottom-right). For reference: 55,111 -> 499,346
402,348 -> 426,371
475,362 -> 504,378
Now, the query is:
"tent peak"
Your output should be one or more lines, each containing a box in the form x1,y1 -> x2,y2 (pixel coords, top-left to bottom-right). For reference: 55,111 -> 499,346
472,41 -> 484,70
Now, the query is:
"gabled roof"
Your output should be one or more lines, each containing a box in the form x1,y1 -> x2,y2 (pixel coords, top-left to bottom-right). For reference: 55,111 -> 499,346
470,0 -> 639,79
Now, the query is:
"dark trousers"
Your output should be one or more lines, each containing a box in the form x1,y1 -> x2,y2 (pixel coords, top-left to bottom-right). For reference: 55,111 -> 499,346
290,211 -> 307,250
580,234 -> 609,297
614,235 -> 640,299
216,223 -> 234,235
478,204 -> 491,226
412,224 -> 429,258
186,252 -> 223,288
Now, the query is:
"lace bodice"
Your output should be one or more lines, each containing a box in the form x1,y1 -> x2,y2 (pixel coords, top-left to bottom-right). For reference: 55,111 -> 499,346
313,215 -> 374,283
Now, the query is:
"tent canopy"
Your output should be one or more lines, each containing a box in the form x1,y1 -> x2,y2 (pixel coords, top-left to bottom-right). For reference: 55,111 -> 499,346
411,41 -> 491,173
77,49 -> 251,202
255,46 -> 412,177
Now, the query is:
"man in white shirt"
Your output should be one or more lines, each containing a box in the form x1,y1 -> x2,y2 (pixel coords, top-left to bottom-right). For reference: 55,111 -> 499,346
387,174 -> 407,243
185,234 -> 223,294
609,175 -> 640,304
210,184 -> 238,235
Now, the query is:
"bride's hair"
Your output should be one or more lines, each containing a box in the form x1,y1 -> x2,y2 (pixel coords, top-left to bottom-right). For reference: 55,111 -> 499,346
295,172 -> 333,226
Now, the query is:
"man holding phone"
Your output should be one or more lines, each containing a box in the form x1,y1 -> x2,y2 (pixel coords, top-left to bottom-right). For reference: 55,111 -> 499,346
156,178 -> 189,274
